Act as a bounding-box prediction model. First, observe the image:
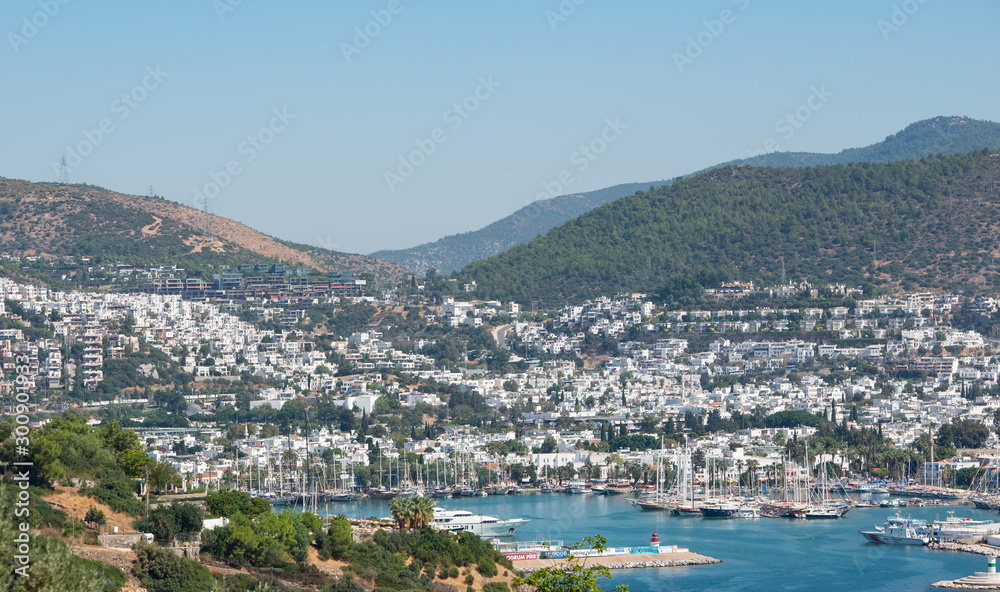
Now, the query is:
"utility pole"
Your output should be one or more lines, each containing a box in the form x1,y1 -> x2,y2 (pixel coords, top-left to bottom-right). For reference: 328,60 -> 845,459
145,464 -> 151,518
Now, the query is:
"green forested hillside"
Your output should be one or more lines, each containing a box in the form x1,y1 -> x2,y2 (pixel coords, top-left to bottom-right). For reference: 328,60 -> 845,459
719,116 -> 1000,169
371,181 -> 664,275
459,150 -> 1000,305
374,117 -> 1000,276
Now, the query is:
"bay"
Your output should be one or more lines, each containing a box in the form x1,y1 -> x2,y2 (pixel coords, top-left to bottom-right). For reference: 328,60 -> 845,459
299,494 -> 990,592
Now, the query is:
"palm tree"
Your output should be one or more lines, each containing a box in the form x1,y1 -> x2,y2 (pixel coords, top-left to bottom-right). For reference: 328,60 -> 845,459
389,497 -> 414,530
411,497 -> 436,529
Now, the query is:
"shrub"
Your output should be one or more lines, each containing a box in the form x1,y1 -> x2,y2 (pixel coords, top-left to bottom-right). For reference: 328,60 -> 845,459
206,490 -> 252,518
85,506 -> 107,528
476,557 -> 497,578
326,575 -> 365,592
315,517 -> 352,560
218,573 -> 296,592
30,496 -> 68,528
134,502 -> 203,542
62,521 -> 85,536
88,475 -> 143,516
464,574 -> 475,585
483,583 -> 510,592
133,542 -> 215,592
74,555 -> 128,592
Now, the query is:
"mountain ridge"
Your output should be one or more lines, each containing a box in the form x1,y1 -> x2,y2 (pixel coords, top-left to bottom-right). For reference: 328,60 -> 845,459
458,149 -> 1000,305
0,178 -> 408,284
373,116 -> 1000,275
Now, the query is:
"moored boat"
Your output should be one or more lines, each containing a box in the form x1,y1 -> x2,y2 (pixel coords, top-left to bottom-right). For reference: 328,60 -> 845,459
860,513 -> 931,545
431,508 -> 529,538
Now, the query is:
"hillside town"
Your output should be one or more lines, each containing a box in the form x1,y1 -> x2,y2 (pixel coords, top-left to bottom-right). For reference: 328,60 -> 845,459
4,272 -> 1000,497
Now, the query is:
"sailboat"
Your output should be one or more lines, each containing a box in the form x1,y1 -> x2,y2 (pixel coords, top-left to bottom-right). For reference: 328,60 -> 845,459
672,451 -> 703,516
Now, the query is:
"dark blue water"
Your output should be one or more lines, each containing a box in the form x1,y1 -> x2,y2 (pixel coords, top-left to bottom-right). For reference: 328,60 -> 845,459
300,494 -> 989,591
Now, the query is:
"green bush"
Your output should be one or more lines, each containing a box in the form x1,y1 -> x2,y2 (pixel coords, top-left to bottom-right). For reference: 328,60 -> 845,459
483,583 -> 510,592
62,521 -> 85,536
315,516 -> 352,560
88,475 -> 143,516
476,557 -> 497,578
134,502 -> 203,542
326,575 -> 365,592
218,573 -> 296,592
464,574 -> 475,585
74,556 -> 128,592
133,542 -> 215,592
205,490 -> 269,518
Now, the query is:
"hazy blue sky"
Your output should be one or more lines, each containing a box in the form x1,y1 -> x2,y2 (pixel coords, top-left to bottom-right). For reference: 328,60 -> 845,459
2,1 -> 998,254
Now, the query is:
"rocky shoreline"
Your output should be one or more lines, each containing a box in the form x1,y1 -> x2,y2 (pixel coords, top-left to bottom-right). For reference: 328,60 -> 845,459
930,581 -> 1000,590
929,542 -> 1000,556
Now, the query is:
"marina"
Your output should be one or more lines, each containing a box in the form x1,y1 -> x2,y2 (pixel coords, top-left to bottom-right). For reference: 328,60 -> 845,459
288,491 -> 1000,591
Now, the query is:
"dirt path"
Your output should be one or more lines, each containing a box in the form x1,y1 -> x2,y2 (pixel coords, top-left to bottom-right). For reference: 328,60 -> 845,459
141,215 -> 162,236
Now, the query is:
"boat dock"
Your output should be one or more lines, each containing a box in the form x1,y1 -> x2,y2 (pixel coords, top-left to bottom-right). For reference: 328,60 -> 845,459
513,551 -> 721,572
500,533 -> 720,572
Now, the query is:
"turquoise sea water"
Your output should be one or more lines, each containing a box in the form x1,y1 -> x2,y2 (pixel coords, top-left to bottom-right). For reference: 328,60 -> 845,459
299,494 -> 990,592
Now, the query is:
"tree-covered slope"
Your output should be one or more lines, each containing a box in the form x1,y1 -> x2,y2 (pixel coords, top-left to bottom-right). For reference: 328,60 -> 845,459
373,117 -> 1000,276
719,116 -> 1000,169
459,150 -> 1000,305
370,181 -> 664,275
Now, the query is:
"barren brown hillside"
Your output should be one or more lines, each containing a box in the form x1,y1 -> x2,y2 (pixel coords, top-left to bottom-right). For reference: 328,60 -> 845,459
0,178 -> 408,284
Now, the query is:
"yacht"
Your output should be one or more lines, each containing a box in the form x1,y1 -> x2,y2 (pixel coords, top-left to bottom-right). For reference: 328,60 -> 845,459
672,505 -> 704,517
804,505 -> 846,519
606,482 -> 632,495
566,480 -> 591,494
859,513 -> 931,545
733,505 -> 760,519
431,508 -> 529,538
329,491 -> 363,502
700,501 -> 740,518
